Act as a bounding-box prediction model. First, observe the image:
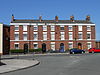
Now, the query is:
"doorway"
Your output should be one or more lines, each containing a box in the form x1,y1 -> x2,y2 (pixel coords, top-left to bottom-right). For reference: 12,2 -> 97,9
60,43 -> 64,52
24,43 -> 28,54
78,43 -> 82,49
42,43 -> 46,53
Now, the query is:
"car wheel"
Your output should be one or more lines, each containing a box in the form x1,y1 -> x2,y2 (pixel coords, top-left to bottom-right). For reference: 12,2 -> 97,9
92,51 -> 94,53
81,51 -> 84,54
70,52 -> 72,54
72,52 -> 75,54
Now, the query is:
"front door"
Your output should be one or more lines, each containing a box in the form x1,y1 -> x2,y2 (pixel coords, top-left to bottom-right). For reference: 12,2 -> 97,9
60,43 -> 64,52
78,43 -> 82,49
24,43 -> 28,54
42,43 -> 46,53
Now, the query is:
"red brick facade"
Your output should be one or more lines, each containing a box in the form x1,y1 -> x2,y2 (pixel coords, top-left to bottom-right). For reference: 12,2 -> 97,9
10,15 -> 96,51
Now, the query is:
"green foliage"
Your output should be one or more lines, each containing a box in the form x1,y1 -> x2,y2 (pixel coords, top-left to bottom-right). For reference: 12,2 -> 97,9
29,48 -> 42,52
10,49 -> 24,53
10,48 -> 42,53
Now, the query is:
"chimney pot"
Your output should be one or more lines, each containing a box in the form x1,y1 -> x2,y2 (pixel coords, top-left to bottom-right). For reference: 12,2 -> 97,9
39,16 -> 42,22
55,16 -> 58,22
70,15 -> 74,21
86,15 -> 90,21
11,14 -> 14,22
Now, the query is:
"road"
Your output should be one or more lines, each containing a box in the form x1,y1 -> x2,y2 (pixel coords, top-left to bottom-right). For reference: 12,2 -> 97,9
1,53 -> 100,75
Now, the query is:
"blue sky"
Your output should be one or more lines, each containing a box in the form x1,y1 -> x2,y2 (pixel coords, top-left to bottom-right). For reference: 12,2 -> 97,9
0,0 -> 100,40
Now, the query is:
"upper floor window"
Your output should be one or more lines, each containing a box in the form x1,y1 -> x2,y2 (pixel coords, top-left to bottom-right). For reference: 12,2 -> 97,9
14,32 -> 19,40
61,32 -> 65,40
43,26 -> 47,31
78,32 -> 82,40
87,32 -> 91,40
23,26 -> 27,31
60,26 -> 64,30
51,32 -> 55,40
68,26 -> 73,31
34,25 -> 38,31
33,32 -> 38,40
43,32 -> 47,40
69,32 -> 73,40
15,26 -> 19,31
78,26 -> 82,31
87,26 -> 91,31
51,26 -> 55,31
23,32 -> 27,40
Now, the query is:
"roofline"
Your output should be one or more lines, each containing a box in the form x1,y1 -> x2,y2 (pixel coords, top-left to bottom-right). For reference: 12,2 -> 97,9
10,23 -> 95,26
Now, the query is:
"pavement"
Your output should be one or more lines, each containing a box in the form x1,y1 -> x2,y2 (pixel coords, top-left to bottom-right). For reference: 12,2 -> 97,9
0,52 -> 89,74
0,57 -> 40,74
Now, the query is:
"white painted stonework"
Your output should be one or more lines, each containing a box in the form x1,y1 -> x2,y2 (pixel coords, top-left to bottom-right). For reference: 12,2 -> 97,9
0,23 -> 3,54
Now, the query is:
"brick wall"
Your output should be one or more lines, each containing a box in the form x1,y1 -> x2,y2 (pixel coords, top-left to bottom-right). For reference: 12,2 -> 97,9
10,25 -> 96,51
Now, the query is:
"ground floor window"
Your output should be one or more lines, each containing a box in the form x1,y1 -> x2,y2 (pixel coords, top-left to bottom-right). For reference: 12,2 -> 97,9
51,42 -> 55,51
87,42 -> 91,49
68,42 -> 73,49
33,43 -> 38,49
14,43 -> 19,49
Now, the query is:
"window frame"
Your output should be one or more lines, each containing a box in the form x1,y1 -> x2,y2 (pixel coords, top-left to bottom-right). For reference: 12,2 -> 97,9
15,25 -> 19,31
23,25 -> 27,31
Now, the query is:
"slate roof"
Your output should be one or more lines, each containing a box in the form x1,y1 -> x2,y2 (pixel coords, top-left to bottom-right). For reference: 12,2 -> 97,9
11,19 -> 94,24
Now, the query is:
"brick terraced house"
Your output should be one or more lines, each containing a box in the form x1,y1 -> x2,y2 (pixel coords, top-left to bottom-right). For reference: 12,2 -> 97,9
0,23 -> 10,55
10,15 -> 96,52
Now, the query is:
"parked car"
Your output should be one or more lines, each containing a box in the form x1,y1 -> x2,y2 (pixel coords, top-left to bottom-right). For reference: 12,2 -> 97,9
88,48 -> 100,53
69,48 -> 85,54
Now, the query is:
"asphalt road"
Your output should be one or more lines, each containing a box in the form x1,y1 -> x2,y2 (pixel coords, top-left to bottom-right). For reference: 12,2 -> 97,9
1,53 -> 100,75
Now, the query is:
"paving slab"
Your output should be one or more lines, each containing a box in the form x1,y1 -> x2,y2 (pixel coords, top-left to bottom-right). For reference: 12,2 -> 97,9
0,59 -> 39,74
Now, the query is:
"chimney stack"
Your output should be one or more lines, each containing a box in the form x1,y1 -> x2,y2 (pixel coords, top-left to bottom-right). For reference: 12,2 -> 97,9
86,15 -> 90,21
55,16 -> 58,22
39,16 -> 42,22
70,15 -> 74,21
11,14 -> 14,22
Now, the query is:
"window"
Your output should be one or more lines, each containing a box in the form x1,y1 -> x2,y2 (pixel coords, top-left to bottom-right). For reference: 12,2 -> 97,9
51,26 -> 55,31
78,26 -> 82,31
68,42 -> 73,49
51,42 -> 55,51
78,32 -> 82,40
23,26 -> 27,31
34,32 -> 38,40
61,32 -> 65,40
68,26 -> 73,31
51,32 -> 55,40
87,32 -> 91,40
33,43 -> 38,49
23,32 -> 27,40
69,32 -> 73,40
43,26 -> 47,31
43,32 -> 47,40
87,26 -> 91,31
15,26 -> 19,31
87,42 -> 91,49
14,43 -> 19,49
34,25 -> 38,31
14,32 -> 19,40
60,26 -> 64,30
